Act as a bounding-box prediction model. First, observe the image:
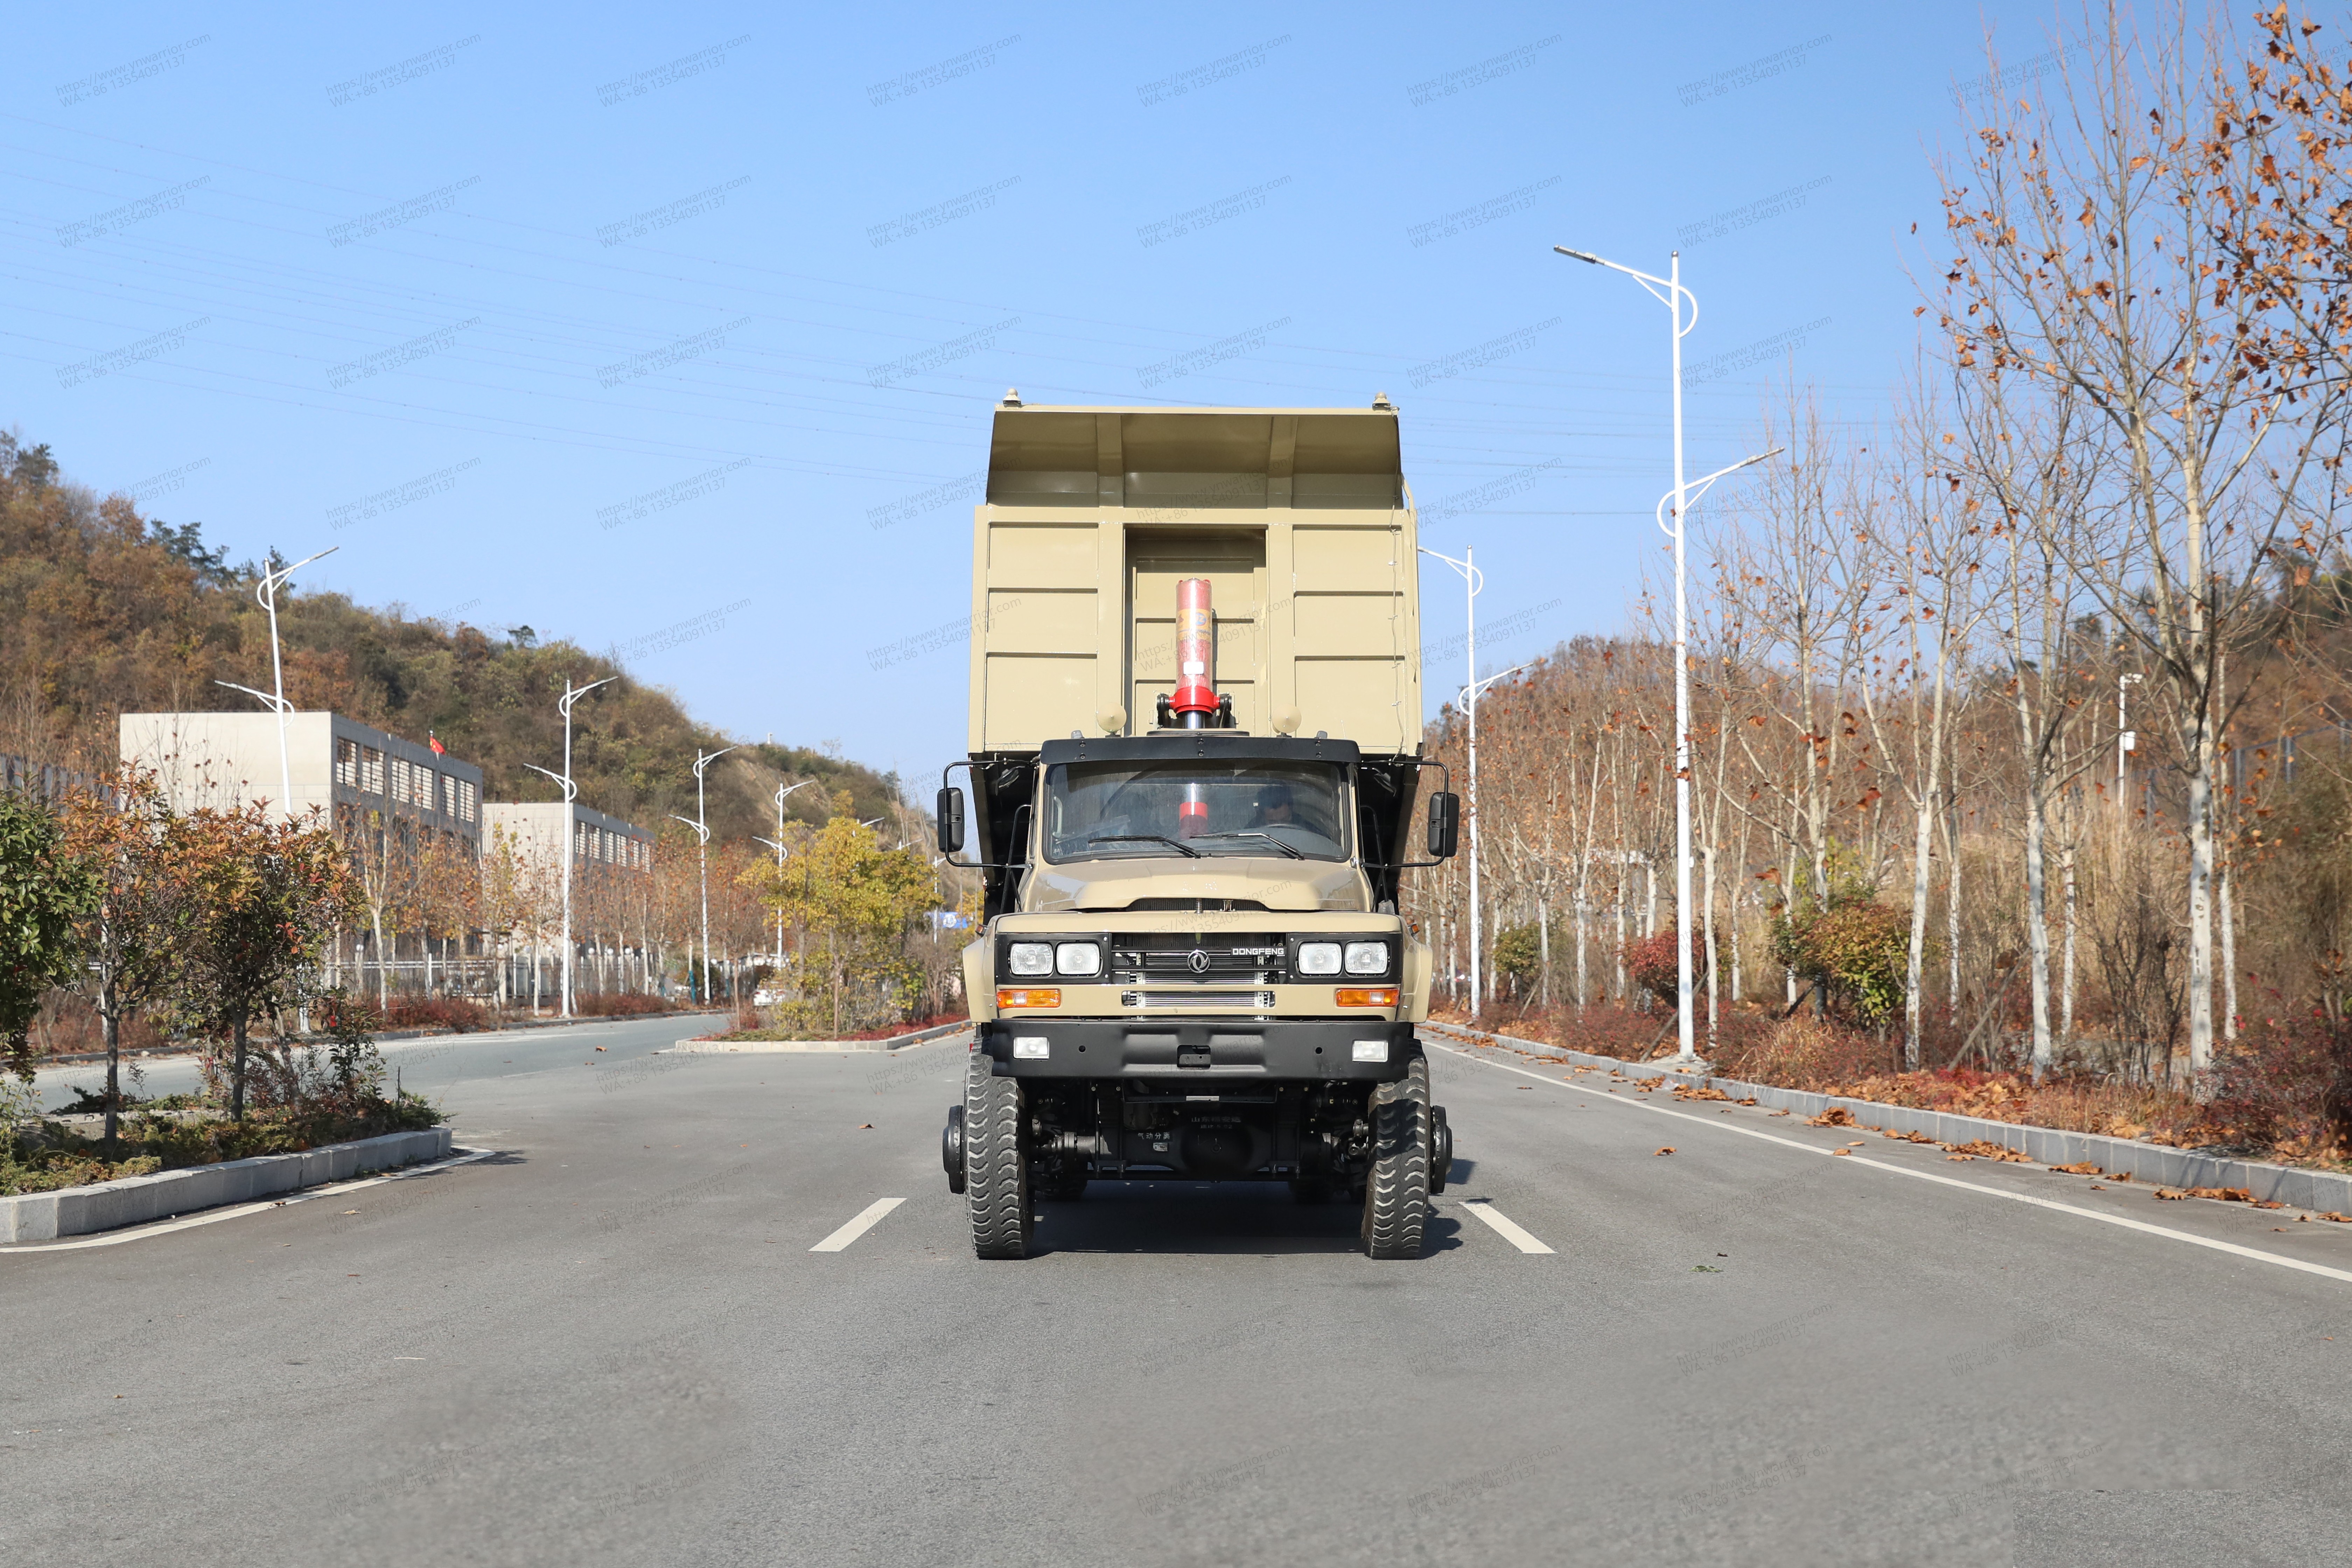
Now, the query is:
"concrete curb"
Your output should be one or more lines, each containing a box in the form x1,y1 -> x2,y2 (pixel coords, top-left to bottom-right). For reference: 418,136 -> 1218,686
1426,1022 -> 2352,1213
0,1127 -> 453,1244
669,1020 -> 973,1055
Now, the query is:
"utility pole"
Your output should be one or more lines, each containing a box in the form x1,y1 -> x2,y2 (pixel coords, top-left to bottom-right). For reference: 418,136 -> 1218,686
524,676 -> 615,1018
755,780 -> 816,977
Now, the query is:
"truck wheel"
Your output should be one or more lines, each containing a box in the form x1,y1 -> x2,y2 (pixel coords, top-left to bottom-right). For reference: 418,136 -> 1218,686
966,1060 -> 1032,1259
1359,1057 -> 1430,1259
1429,1105 -> 1452,1196
942,1105 -> 967,1195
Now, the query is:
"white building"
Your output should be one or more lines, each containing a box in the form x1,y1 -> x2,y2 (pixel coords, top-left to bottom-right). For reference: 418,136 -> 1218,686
480,800 -> 652,876
119,710 -> 482,853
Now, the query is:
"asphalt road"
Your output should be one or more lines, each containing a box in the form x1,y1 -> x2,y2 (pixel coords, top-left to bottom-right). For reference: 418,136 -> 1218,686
6,1015 -> 2352,1567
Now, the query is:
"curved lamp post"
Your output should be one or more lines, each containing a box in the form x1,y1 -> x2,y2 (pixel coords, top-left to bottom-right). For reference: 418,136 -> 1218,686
668,744 -> 740,1004
213,544 -> 338,817
523,675 -> 615,1018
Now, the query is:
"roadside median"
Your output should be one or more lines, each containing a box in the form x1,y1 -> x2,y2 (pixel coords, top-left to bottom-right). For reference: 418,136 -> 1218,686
667,1019 -> 972,1055
1,1127 -> 453,1244
1426,1021 -> 2352,1216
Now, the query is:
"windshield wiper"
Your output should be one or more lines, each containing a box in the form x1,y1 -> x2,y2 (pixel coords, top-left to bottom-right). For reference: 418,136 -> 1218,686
1084,833 -> 1202,858
1189,831 -> 1306,859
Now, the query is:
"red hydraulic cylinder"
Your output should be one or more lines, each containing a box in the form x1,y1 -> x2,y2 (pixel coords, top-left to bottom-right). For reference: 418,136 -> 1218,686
1171,578 -> 1216,729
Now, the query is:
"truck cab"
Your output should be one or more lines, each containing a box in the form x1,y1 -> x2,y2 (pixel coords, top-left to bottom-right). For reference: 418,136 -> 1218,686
937,399 -> 1457,1259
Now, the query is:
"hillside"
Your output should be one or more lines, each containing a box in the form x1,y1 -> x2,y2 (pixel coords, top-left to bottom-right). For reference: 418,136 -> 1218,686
0,432 -> 898,839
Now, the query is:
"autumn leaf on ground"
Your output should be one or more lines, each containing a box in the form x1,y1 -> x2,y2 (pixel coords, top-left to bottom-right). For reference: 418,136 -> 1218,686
2051,1162 -> 2101,1175
1809,1106 -> 1857,1128
857,1123 -> 873,1130
1769,1110 -> 1791,1118
1654,1146 -> 1675,1155
1831,1148 -> 1852,1156
1737,1096 -> 1758,1106
2317,1211 -> 2352,1223
1947,1153 -> 1975,1161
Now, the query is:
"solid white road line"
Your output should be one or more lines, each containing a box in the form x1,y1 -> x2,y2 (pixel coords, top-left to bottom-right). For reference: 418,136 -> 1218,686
1431,1040 -> 2352,1289
0,1147 -> 499,1253
1456,1198 -> 1555,1254
811,1197 -> 905,1252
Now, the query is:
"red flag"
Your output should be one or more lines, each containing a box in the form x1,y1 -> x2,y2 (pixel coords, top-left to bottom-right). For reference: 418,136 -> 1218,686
428,730 -> 445,756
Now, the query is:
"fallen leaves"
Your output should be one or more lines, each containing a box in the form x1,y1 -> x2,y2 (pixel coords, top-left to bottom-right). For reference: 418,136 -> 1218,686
1654,1146 -> 1676,1156
2051,1162 -> 2103,1175
2319,1211 -> 2352,1223
1830,1148 -> 1852,1157
1884,1130 -> 1935,1144
1768,1109 -> 1791,1118
1737,1096 -> 1759,1106
1809,1106 -> 1858,1128
595,1045 -> 607,1052
1673,1085 -> 1732,1103
1942,1140 -> 2032,1163
857,1123 -> 874,1130
2154,1185 -> 2254,1203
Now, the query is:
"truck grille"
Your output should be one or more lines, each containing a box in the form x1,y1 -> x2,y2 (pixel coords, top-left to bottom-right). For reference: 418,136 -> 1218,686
1109,933 -> 1284,984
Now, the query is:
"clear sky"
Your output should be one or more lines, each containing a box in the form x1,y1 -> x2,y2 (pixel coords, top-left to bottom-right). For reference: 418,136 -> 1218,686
4,2 -> 2055,787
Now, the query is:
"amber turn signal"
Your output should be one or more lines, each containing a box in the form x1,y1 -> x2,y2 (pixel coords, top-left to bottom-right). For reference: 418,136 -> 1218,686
997,987 -> 1061,1009
1335,987 -> 1400,1008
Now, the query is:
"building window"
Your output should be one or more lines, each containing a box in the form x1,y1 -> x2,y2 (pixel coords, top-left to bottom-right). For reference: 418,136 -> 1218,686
362,746 -> 384,794
335,738 -> 359,788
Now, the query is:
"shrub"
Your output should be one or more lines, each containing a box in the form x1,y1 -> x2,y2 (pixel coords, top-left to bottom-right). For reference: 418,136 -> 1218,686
1622,929 -> 1686,1005
379,996 -> 490,1032
2208,1011 -> 2352,1158
574,992 -> 674,1018
1771,899 -> 1910,1023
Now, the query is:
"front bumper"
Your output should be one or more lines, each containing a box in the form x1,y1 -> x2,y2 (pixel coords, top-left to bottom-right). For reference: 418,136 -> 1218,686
977,1018 -> 1418,1080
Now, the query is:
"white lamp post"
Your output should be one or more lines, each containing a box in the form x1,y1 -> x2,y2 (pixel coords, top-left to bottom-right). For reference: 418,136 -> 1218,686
754,778 -> 816,975
523,676 -> 615,1019
213,544 -> 337,818
1419,543 -> 1519,1020
668,744 -> 739,1006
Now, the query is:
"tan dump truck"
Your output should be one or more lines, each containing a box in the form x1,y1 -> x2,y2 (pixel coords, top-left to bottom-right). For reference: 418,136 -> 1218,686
936,396 -> 1461,1259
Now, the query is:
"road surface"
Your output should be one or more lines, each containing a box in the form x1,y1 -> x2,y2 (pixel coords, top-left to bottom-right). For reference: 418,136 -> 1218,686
6,1014 -> 2350,1566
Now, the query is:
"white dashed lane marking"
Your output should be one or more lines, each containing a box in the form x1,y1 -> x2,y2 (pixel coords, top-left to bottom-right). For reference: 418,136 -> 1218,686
1455,1198 -> 1555,1254
811,1197 -> 905,1252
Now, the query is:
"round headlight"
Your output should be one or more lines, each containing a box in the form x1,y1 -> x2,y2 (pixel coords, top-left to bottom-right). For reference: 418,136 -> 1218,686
1008,942 -> 1052,976
1055,942 -> 1101,976
1344,941 -> 1388,975
1296,942 -> 1342,976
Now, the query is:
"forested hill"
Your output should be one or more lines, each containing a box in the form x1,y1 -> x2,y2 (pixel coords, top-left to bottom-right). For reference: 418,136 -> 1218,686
0,432 -> 897,840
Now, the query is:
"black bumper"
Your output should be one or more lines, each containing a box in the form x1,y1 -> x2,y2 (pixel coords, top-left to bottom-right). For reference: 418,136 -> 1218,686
978,1018 -> 1418,1080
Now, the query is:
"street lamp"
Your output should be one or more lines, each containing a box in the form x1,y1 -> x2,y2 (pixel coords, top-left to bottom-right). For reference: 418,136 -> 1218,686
755,779 -> 817,974
668,744 -> 740,1005
523,675 -> 615,1019
1419,543 -> 1522,1020
213,544 -> 338,817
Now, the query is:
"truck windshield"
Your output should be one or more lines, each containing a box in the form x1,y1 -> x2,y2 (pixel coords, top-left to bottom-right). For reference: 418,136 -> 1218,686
1043,761 -> 1348,862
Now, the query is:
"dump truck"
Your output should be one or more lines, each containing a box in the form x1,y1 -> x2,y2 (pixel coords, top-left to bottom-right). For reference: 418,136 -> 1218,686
935,394 -> 1461,1260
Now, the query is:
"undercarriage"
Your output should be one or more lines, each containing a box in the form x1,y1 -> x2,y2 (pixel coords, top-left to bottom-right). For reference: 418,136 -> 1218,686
945,1044 -> 1450,1261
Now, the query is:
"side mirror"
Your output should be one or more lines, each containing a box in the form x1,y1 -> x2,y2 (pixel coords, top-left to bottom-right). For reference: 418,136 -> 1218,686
936,786 -> 966,854
1426,792 -> 1460,859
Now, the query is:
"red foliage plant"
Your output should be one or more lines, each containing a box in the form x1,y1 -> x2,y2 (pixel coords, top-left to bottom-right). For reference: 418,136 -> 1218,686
379,996 -> 490,1033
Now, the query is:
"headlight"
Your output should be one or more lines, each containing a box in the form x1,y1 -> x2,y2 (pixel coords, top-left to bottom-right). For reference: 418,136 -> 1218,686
1055,941 -> 1101,976
1007,942 -> 1052,976
1344,941 -> 1388,975
1296,942 -> 1341,976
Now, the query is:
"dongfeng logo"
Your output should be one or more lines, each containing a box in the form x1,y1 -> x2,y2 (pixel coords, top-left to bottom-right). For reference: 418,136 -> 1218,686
1187,949 -> 1210,973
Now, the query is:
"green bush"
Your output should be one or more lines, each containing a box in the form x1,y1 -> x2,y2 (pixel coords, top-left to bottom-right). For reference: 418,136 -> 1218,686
1771,899 -> 1910,1023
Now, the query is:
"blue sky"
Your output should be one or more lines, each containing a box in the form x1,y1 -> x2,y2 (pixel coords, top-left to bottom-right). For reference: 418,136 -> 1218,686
3,2 -> 2056,786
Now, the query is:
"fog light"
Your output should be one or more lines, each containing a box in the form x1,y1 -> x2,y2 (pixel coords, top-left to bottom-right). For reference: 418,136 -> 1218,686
1013,1036 -> 1049,1059
1352,1039 -> 1389,1063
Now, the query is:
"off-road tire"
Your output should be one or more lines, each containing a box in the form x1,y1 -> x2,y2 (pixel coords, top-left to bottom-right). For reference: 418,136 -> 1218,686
966,1059 -> 1031,1259
1359,1056 -> 1430,1259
